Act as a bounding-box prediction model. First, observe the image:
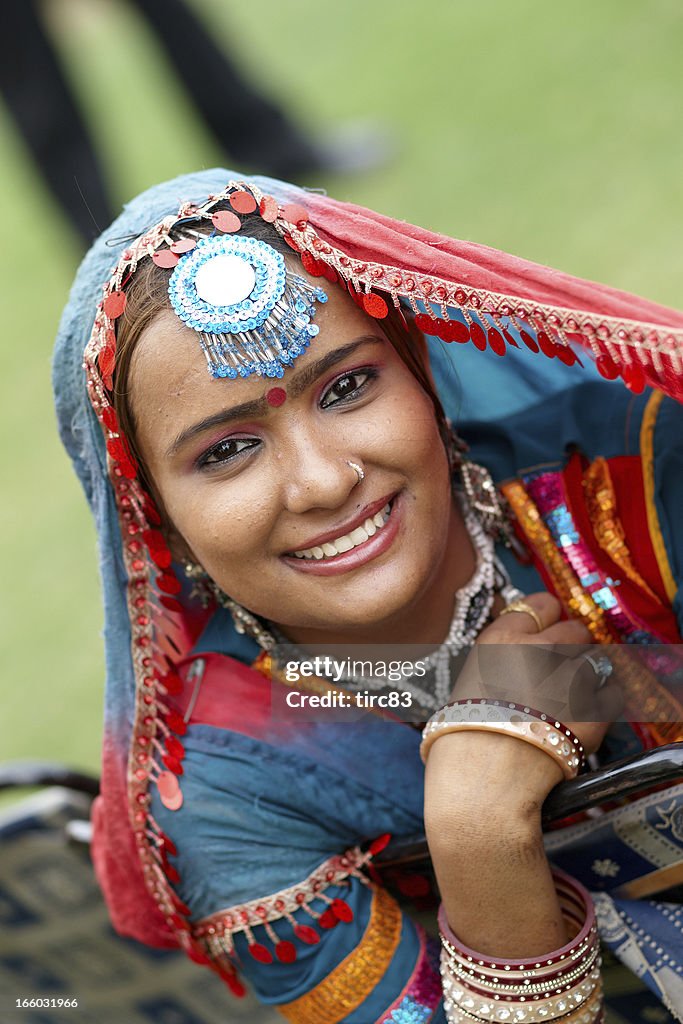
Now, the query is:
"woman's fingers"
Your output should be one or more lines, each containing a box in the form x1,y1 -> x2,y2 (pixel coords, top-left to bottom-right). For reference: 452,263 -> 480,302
494,592 -> 562,635
479,592 -> 592,646
536,620 -> 593,645
454,591 -> 622,733
567,653 -> 624,723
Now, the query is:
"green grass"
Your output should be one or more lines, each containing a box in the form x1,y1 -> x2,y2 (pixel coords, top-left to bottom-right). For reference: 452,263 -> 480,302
1,0 -> 682,773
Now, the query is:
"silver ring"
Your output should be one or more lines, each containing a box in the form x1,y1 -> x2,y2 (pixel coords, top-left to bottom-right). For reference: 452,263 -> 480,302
346,460 -> 365,486
582,653 -> 614,688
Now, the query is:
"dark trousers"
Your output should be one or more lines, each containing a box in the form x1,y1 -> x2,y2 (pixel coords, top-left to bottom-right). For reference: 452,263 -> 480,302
0,0 -> 314,242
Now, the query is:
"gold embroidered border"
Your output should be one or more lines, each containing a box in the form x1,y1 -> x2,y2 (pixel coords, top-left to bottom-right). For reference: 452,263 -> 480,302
640,391 -> 678,603
502,479 -> 683,739
500,480 -> 613,642
278,885 -> 402,1024
583,457 -> 659,602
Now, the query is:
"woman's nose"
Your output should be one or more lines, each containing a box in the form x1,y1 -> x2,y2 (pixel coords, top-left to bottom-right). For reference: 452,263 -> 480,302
281,438 -> 362,515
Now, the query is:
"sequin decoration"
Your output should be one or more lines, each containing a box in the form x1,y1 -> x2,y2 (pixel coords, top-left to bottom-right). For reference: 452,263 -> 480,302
500,479 -> 613,642
523,470 -> 658,642
278,886 -> 402,1024
157,770 -> 183,810
168,235 -> 328,379
380,931 -> 442,1023
103,290 -> 126,319
152,249 -> 179,269
195,846 -> 376,963
503,473 -> 683,735
229,190 -> 257,214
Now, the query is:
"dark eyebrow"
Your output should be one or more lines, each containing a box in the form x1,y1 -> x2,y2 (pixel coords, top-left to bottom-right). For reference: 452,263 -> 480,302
166,335 -> 383,458
286,336 -> 383,398
166,396 -> 269,457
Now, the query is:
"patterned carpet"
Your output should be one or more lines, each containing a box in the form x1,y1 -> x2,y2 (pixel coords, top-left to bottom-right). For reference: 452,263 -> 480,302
0,789 -> 278,1023
0,787 -> 676,1023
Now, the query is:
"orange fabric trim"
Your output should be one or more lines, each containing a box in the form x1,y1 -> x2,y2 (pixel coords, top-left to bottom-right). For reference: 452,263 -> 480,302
278,885 -> 402,1024
640,391 -> 678,603
583,457 -> 660,603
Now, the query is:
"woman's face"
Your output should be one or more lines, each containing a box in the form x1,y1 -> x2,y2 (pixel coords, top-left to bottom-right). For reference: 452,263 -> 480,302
128,275 -> 464,642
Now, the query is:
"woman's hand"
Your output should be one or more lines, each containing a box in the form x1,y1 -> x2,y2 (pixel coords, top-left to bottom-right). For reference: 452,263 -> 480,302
451,591 -> 621,757
424,592 -> 623,832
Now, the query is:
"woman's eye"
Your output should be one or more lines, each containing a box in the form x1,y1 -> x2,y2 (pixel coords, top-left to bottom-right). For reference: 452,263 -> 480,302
320,369 -> 376,409
198,437 -> 259,469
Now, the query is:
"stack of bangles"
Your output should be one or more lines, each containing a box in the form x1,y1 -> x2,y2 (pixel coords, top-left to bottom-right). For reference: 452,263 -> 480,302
419,699 -> 586,779
422,704 -> 600,1021
438,871 -> 603,1023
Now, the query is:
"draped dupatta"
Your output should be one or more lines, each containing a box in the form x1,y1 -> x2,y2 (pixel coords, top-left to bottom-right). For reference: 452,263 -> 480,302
53,169 -> 683,1018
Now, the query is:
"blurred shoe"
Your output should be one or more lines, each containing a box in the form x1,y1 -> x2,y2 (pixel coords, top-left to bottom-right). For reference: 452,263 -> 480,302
264,120 -> 395,181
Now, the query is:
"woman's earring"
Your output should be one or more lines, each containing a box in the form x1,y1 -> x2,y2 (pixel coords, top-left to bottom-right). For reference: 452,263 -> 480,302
446,423 -> 513,546
182,561 -> 274,651
459,458 -> 511,542
182,560 -> 213,608
183,560 -> 206,581
218,596 -> 275,651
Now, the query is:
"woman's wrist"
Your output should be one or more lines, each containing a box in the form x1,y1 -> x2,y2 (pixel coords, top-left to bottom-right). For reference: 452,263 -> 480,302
424,729 -> 564,825
425,802 -> 548,879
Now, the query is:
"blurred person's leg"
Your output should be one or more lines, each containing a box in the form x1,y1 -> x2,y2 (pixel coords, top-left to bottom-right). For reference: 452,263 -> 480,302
132,0 -> 345,178
0,0 -> 113,242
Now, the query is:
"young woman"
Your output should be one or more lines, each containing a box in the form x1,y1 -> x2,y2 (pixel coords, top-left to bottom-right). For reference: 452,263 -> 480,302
54,169 -> 683,1022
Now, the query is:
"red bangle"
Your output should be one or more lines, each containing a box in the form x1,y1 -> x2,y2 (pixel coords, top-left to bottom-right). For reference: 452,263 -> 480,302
438,868 -> 595,970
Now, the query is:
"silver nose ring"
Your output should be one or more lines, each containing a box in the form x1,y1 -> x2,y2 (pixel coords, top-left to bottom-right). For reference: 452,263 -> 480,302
346,460 -> 365,486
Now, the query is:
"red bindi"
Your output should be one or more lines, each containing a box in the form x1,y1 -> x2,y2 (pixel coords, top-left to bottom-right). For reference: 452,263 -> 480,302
266,387 -> 287,407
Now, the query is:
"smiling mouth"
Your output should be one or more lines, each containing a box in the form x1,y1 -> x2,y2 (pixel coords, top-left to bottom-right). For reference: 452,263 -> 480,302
289,502 -> 394,560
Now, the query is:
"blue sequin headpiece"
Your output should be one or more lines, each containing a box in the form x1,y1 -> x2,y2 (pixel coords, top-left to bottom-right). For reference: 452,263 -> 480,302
168,234 -> 327,379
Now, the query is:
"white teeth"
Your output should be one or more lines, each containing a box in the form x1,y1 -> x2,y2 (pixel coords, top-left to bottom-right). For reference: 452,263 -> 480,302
291,502 -> 393,559
333,536 -> 354,553
373,504 -> 390,528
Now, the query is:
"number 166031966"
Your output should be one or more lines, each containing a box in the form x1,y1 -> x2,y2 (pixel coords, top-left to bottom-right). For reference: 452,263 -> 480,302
15,998 -> 79,1008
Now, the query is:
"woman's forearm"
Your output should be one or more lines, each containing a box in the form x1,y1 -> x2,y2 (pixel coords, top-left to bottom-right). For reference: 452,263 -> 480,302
424,731 -> 569,957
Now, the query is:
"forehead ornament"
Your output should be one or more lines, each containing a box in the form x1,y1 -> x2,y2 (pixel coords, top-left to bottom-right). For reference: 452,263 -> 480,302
168,234 -> 328,379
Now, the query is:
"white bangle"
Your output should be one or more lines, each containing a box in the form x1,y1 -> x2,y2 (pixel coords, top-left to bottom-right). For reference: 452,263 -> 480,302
420,700 -> 585,779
